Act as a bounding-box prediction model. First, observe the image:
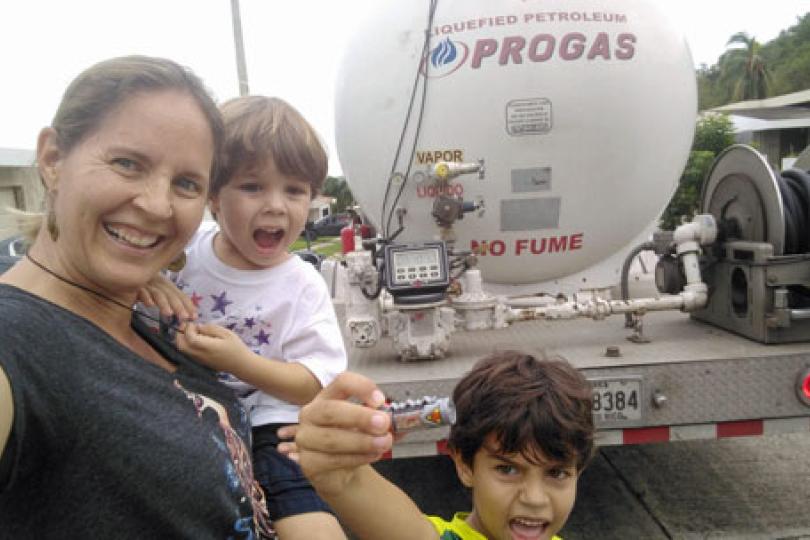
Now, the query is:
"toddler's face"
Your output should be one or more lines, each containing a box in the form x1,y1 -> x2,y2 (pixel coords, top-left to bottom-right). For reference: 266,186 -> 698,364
210,157 -> 311,270
453,435 -> 579,540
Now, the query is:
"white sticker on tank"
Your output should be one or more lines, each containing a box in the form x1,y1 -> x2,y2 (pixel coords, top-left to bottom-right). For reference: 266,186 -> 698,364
506,98 -> 552,136
512,167 -> 551,192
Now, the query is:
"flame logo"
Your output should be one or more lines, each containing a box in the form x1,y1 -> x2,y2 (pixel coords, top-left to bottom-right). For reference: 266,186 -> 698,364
422,38 -> 469,78
431,38 -> 458,68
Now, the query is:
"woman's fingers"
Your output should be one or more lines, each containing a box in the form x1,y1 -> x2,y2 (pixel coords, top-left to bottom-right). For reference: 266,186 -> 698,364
277,424 -> 299,441
300,391 -> 390,438
296,447 -> 388,471
137,287 -> 156,308
152,289 -> 176,319
296,422 -> 392,456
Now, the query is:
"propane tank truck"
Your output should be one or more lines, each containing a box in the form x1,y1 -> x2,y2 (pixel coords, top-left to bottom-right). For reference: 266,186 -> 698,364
321,0 -> 810,459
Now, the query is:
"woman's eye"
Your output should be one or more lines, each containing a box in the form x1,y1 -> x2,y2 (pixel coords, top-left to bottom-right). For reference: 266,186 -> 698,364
112,157 -> 138,172
174,176 -> 202,195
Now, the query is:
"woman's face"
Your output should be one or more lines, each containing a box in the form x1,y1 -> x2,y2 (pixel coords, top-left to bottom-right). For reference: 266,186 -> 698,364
39,89 -> 214,295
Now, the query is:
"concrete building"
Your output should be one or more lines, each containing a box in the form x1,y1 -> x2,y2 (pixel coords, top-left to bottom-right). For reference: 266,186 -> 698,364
712,88 -> 810,172
0,148 -> 41,241
308,195 -> 334,222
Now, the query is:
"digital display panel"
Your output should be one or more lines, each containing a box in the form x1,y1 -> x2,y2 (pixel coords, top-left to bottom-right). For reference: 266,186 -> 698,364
392,249 -> 439,270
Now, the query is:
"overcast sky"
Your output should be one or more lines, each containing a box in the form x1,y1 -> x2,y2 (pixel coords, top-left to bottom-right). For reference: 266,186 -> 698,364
1,0 -> 807,176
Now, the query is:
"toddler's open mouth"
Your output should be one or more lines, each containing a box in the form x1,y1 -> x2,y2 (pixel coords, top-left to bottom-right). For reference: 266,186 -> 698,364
253,227 -> 284,250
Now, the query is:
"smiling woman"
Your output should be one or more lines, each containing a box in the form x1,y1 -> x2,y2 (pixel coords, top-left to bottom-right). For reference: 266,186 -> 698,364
0,56 -> 271,539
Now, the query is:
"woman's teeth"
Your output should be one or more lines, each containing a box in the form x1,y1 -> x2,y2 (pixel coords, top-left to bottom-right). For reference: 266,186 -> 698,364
104,224 -> 160,248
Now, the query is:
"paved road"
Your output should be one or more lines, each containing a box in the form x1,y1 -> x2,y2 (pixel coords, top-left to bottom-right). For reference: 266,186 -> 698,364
371,431 -> 810,539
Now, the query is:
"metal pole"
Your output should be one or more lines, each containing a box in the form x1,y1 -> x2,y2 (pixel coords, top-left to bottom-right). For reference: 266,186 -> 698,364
230,0 -> 249,96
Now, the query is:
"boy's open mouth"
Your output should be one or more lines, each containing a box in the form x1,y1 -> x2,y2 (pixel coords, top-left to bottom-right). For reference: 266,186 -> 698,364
253,227 -> 285,250
509,517 -> 549,539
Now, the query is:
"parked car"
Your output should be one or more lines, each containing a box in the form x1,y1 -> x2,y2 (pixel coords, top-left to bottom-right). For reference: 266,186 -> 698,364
0,235 -> 24,273
0,234 -> 26,258
293,249 -> 324,271
310,213 -> 353,238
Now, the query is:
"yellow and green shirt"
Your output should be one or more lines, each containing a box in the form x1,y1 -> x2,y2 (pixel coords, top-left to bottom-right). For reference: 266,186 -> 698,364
427,513 -> 563,540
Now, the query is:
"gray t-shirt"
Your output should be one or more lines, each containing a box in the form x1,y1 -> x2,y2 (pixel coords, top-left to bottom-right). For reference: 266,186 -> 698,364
0,285 -> 269,539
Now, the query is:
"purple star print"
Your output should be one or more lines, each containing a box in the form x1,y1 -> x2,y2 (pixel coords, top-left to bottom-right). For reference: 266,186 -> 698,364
210,291 -> 233,315
255,329 -> 270,346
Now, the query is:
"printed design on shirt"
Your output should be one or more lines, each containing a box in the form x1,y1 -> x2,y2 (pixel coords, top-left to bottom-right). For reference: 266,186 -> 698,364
211,291 -> 234,315
440,531 -> 463,540
174,380 -> 274,539
172,279 -> 275,355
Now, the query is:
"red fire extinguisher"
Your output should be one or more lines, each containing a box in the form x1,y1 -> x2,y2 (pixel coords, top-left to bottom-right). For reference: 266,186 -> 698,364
341,225 -> 355,254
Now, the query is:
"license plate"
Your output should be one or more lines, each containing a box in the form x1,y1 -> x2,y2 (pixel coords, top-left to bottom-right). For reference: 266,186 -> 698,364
589,377 -> 643,425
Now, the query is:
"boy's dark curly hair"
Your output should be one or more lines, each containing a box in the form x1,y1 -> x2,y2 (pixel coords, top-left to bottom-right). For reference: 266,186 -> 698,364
449,350 -> 594,470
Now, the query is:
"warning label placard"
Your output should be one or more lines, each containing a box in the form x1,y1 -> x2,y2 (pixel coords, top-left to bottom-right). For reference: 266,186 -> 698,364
506,98 -> 552,136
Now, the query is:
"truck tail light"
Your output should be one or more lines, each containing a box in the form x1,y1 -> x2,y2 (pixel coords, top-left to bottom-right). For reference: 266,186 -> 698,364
799,368 -> 810,407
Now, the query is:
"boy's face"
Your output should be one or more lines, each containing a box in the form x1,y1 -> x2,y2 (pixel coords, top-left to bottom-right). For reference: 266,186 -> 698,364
452,434 -> 579,540
210,157 -> 311,270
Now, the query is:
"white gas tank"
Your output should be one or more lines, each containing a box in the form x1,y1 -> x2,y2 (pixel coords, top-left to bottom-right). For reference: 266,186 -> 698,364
336,0 -> 695,285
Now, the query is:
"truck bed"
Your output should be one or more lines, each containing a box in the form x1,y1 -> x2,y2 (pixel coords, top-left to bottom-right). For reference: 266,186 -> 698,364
337,299 -> 810,455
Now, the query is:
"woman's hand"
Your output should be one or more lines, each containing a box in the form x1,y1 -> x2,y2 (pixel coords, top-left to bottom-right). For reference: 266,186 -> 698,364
278,372 -> 393,496
175,323 -> 251,374
137,274 -> 197,322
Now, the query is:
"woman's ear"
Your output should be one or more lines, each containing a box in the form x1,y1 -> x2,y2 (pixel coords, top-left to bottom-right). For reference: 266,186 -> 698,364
450,449 -> 474,488
36,127 -> 63,190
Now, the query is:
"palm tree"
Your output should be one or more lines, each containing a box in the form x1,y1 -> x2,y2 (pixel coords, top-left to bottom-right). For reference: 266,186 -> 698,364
720,32 -> 771,101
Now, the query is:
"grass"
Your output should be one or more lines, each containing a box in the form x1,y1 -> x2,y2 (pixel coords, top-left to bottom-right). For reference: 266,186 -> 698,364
291,236 -> 343,259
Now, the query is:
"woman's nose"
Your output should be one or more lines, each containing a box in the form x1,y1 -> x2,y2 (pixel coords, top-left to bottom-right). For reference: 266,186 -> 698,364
133,176 -> 173,219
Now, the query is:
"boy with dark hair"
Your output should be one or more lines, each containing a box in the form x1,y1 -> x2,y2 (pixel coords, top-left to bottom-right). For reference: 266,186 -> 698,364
281,350 -> 595,540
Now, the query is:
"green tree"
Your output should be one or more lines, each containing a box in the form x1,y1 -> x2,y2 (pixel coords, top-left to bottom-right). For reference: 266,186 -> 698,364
660,114 -> 736,230
692,113 -> 737,154
719,32 -> 771,101
322,176 -> 355,212
696,63 -> 728,110
696,15 -> 810,110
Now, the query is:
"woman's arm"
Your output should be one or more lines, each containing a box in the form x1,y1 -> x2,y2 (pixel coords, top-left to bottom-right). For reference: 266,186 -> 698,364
0,366 -> 13,456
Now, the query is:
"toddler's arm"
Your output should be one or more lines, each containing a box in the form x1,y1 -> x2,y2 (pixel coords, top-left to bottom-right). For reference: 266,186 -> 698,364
177,323 -> 322,405
280,372 -> 439,540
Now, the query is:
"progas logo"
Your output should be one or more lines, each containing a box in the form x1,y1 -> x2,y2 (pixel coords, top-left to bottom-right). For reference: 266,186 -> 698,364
421,32 -> 636,79
421,37 -> 470,78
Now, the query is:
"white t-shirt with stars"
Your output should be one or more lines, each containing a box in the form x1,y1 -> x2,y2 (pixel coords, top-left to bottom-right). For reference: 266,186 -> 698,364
171,224 -> 347,426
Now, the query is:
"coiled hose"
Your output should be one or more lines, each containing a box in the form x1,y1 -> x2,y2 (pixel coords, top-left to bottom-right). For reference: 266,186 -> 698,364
777,168 -> 810,255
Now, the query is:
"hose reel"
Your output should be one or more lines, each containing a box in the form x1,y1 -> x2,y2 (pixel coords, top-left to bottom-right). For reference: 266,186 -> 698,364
692,144 -> 810,343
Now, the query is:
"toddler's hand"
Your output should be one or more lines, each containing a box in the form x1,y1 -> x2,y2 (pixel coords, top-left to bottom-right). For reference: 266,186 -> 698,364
137,274 -> 197,322
176,323 -> 250,374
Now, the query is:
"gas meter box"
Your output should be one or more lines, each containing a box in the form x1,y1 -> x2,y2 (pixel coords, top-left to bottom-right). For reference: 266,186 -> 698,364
383,242 -> 451,305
